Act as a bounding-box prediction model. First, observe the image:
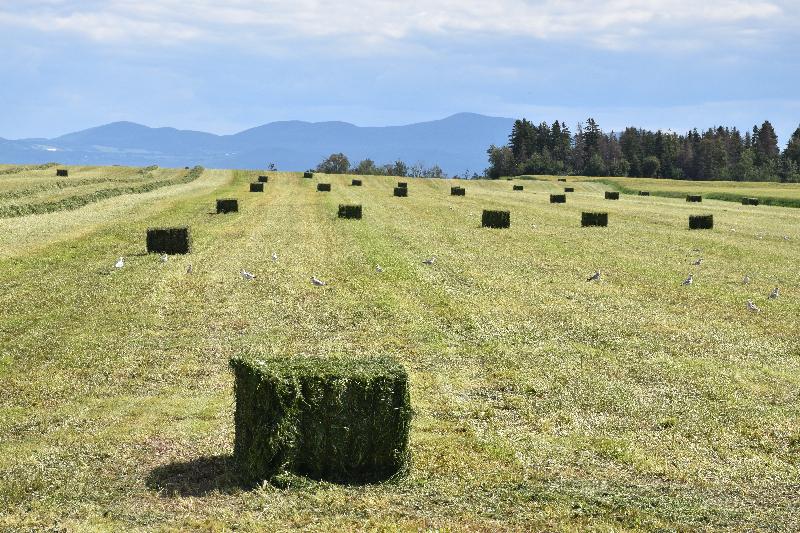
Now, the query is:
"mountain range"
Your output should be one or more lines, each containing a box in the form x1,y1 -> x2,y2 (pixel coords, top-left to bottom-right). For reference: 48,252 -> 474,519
0,113 -> 515,176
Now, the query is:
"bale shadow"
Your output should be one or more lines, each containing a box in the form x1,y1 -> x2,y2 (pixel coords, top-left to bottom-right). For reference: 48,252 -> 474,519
146,455 -> 245,497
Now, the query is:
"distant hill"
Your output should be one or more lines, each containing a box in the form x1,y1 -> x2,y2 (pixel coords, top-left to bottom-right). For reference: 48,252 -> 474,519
0,113 -> 515,176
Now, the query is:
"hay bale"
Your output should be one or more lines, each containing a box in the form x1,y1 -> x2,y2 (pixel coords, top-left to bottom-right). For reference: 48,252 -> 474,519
146,227 -> 191,255
605,191 -> 620,200
451,186 -> 466,196
482,210 -> 510,228
639,191 -> 650,196
550,194 -> 566,204
564,187 -> 575,193
338,204 -> 362,219
394,187 -> 408,197
229,355 -> 412,484
250,182 -> 264,192
56,169 -> 68,177
352,179 -> 362,186
216,199 -> 239,214
317,183 -> 331,192
397,182 -> 408,189
304,172 -> 314,179
558,178 -> 567,182
513,185 -> 524,191
581,212 -> 608,227
686,195 -> 702,203
742,197 -> 759,206
258,175 -> 269,183
689,214 -> 714,230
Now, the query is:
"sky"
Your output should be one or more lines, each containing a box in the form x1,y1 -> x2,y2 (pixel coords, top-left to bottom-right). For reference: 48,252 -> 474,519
1,0 -> 798,143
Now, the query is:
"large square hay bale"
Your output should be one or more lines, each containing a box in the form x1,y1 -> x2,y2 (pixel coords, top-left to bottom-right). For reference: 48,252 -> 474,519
639,191 -> 650,196
397,182 -> 408,189
394,187 -> 408,197
513,185 -> 524,191
338,204 -> 362,219
482,210 -> 510,228
451,186 -> 466,196
689,214 -> 714,230
742,197 -> 759,206
550,194 -> 566,204
146,227 -> 191,255
581,212 -> 608,227
605,191 -> 620,200
304,172 -> 314,179
229,355 -> 412,484
216,199 -> 238,214
352,179 -> 362,186
56,169 -> 69,177
686,195 -> 702,203
250,182 -> 264,192
564,187 -> 575,193
317,183 -> 331,192
258,175 -> 269,183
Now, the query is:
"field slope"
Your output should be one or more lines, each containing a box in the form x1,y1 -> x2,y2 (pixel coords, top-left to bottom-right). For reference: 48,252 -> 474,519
1,168 -> 799,531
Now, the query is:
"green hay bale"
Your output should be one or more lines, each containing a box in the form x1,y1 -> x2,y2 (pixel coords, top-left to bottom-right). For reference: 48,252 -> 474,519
451,186 -> 466,196
482,210 -> 510,229
742,197 -> 760,206
397,182 -> 408,189
258,175 -> 269,183
317,183 -> 331,192
229,355 -> 412,484
686,195 -> 702,203
639,191 -> 650,196
304,172 -> 314,179
250,182 -> 264,193
56,169 -> 68,177
558,178 -> 567,182
216,199 -> 238,214
550,194 -> 566,204
605,191 -> 620,200
146,227 -> 191,255
352,179 -> 362,186
689,214 -> 714,230
338,204 -> 362,219
581,212 -> 608,227
564,187 -> 575,193
513,185 -> 524,191
394,187 -> 408,197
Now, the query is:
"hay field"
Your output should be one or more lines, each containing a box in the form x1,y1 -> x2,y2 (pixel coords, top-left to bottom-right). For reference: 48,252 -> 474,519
1,167 -> 799,531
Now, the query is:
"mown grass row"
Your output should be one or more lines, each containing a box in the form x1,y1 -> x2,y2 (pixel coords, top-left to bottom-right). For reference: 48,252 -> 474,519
0,163 -> 58,175
0,177 -> 140,201
0,166 -> 204,218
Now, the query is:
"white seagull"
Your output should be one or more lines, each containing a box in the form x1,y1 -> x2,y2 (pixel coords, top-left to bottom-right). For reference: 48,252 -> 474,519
160,253 -> 168,263
375,265 -> 384,273
742,274 -> 751,285
682,274 -> 693,286
692,258 -> 703,266
240,269 -> 256,281
586,270 -> 601,282
311,276 -> 326,286
422,256 -> 436,265
769,287 -> 780,299
271,251 -> 278,261
186,264 -> 193,274
115,257 -> 125,269
746,300 -> 760,313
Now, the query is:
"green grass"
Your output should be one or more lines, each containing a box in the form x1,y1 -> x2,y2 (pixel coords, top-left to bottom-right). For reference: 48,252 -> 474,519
1,170 -> 799,531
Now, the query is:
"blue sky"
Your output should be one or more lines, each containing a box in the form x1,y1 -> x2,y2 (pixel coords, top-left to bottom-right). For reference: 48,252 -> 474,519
1,0 -> 798,143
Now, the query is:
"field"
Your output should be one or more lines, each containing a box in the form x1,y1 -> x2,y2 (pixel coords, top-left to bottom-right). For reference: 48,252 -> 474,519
1,167 -> 799,531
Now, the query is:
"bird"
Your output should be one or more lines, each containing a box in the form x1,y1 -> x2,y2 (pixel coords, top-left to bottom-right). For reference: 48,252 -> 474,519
160,253 -> 168,263
742,274 -> 751,284
692,258 -> 703,266
746,300 -> 760,313
115,257 -> 125,269
375,265 -> 384,273
769,287 -> 779,299
271,251 -> 278,261
422,256 -> 436,265
682,274 -> 693,286
311,276 -> 326,286
186,264 -> 193,274
784,235 -> 790,241
240,269 -> 256,280
586,270 -> 601,282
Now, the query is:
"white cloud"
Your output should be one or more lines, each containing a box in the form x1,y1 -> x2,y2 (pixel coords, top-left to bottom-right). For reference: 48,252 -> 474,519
0,0 -> 792,51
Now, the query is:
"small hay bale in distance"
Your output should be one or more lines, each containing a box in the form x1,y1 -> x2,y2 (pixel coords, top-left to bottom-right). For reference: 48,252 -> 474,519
303,172 -> 314,179
317,183 -> 331,192
338,204 -> 362,220
558,178 -> 567,182
550,194 -> 566,204
394,187 -> 408,197
397,182 -> 408,189
352,179 -> 362,186
146,227 -> 191,255
689,214 -> 714,230
564,187 -> 575,193
451,186 -> 466,196
258,175 -> 269,183
482,210 -> 510,229
742,197 -> 760,206
216,198 -> 238,214
250,182 -> 264,192
686,195 -> 702,203
56,169 -> 68,177
513,185 -> 524,191
229,355 -> 412,484
581,212 -> 608,227
639,191 -> 650,196
605,191 -> 620,200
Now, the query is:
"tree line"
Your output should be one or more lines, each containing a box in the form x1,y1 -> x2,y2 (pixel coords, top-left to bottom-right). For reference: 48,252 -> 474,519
486,118 -> 800,182
313,153 -> 456,178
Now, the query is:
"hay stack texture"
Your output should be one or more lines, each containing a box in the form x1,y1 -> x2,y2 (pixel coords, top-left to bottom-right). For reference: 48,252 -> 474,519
513,185 -> 524,191
317,183 -> 331,192
250,183 -> 264,193
216,199 -> 239,214
605,191 -> 620,200
581,212 -> 608,227
689,215 -> 714,230
451,186 -> 466,196
397,182 -> 408,189
338,204 -> 362,219
564,187 -> 575,193
482,210 -> 510,228
687,195 -> 703,203
351,179 -> 362,186
229,355 -> 412,484
258,176 -> 269,183
146,227 -> 191,255
550,194 -> 566,204
56,169 -> 68,177
394,187 -> 408,197
303,172 -> 314,179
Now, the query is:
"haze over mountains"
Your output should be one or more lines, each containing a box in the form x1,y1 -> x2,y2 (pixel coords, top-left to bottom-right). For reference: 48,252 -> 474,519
0,113 -> 514,176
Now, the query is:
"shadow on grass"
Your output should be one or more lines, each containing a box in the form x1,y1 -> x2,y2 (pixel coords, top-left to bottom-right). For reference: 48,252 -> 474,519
146,455 -> 245,497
